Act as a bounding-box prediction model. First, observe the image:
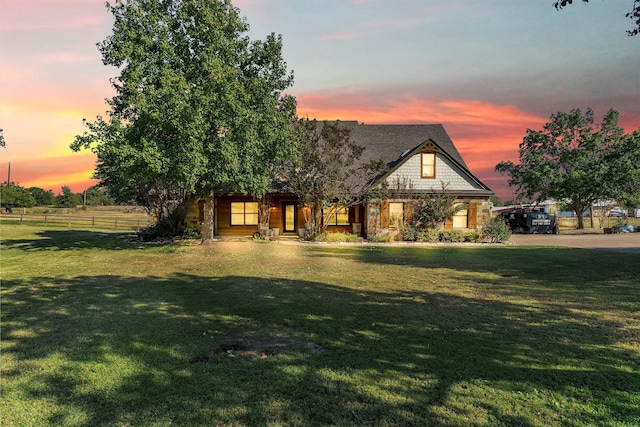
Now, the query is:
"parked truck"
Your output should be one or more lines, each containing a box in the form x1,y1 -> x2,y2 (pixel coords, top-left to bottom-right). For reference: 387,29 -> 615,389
500,208 -> 559,234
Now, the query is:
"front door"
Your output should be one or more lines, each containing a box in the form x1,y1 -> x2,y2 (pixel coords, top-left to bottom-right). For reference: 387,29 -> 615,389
283,203 -> 297,233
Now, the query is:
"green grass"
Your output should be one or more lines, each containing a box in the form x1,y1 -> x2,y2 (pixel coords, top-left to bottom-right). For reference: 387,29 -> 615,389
1,224 -> 639,426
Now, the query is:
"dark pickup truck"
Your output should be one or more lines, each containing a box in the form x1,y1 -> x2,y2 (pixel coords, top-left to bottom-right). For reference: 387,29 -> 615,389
500,208 -> 559,234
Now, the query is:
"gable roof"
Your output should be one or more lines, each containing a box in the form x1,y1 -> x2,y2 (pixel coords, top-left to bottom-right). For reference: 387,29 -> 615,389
333,121 -> 492,194
339,122 -> 468,169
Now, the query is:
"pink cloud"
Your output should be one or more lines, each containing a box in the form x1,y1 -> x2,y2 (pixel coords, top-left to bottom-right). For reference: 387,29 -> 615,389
0,1 -> 107,31
41,52 -> 96,64
296,90 -> 546,128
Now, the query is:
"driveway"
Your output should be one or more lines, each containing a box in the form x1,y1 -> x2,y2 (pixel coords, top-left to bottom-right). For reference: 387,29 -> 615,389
509,232 -> 640,254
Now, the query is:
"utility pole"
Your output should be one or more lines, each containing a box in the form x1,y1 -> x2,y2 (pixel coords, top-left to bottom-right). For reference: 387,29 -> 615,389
5,162 -> 10,213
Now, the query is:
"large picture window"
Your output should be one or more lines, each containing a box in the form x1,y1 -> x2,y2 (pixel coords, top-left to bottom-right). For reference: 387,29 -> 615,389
324,206 -> 350,225
231,201 -> 258,225
421,153 -> 436,178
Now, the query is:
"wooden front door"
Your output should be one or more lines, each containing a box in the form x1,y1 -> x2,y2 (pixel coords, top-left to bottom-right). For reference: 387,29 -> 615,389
283,203 -> 297,233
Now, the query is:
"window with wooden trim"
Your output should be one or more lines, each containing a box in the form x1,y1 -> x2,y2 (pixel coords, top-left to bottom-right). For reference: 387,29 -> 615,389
324,206 -> 350,225
421,153 -> 436,178
230,201 -> 259,225
452,205 -> 468,229
389,202 -> 404,227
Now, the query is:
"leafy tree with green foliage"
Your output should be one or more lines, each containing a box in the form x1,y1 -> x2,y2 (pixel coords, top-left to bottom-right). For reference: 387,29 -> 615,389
28,187 -> 56,206
286,119 -> 386,239
85,185 -> 116,206
55,186 -> 82,208
554,0 -> 640,36
489,195 -> 502,207
496,108 -> 635,229
1,183 -> 35,208
610,130 -> 640,209
72,0 -> 297,240
412,186 -> 467,234
0,129 -> 5,148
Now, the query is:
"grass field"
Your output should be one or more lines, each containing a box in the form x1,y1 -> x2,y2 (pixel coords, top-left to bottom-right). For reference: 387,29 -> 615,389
0,206 -> 151,232
1,224 -> 639,426
557,216 -> 640,231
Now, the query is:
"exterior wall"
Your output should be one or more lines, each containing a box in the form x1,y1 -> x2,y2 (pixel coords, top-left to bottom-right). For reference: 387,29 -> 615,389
367,196 -> 492,237
217,195 -> 256,236
185,194 -> 490,238
385,154 -> 482,191
323,204 -> 366,236
183,195 -> 306,236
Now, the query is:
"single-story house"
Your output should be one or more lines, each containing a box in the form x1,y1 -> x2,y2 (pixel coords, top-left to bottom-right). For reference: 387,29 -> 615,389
183,122 -> 494,238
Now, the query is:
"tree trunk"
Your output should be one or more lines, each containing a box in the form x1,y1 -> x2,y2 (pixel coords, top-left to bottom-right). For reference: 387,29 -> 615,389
258,195 -> 272,240
303,201 -> 323,239
314,201 -> 324,236
202,188 -> 216,244
574,201 -> 585,229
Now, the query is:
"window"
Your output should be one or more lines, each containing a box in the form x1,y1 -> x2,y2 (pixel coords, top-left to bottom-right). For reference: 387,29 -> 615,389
421,153 -> 436,178
389,202 -> 404,227
452,205 -> 468,229
230,201 -> 258,225
324,206 -> 350,225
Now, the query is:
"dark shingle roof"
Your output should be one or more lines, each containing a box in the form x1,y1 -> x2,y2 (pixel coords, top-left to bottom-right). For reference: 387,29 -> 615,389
309,121 -> 492,195
338,122 -> 469,169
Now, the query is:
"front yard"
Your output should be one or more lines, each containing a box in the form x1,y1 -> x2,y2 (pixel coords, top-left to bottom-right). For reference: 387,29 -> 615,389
1,224 -> 638,426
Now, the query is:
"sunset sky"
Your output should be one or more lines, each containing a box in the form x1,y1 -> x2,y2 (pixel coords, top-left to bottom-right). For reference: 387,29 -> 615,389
1,0 -> 638,201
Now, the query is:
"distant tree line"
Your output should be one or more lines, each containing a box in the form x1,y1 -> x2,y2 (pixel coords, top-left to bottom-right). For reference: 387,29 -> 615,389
0,184 -> 119,209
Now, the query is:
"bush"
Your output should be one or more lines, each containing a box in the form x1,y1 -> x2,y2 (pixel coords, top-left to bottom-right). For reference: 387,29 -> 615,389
438,230 -> 465,243
402,225 -> 418,242
416,229 -> 438,242
463,231 -> 480,242
481,217 -> 512,243
139,208 -> 186,240
314,232 -> 359,243
182,227 -> 202,240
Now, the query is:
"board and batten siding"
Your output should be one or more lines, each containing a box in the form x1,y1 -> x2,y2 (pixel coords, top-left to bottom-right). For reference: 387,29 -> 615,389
385,154 -> 482,191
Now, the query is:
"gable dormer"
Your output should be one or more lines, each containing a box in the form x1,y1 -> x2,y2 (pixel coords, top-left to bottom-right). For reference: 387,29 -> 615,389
418,142 -> 443,179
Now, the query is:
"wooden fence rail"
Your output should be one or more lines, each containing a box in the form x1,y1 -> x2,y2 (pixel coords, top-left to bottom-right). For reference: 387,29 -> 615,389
2,213 -> 151,232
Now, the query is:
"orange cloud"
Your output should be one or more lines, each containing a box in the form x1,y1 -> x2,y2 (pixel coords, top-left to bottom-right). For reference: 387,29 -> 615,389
2,153 -> 98,193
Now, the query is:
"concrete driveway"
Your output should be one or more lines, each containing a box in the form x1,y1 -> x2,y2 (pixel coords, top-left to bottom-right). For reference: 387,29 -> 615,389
509,232 -> 640,254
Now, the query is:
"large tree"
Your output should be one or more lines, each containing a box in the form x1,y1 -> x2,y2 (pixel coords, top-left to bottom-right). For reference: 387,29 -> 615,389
553,0 -> 640,36
286,120 -> 386,239
28,187 -> 56,206
0,183 -> 35,208
55,186 -> 82,208
72,0 -> 296,240
610,130 -> 640,208
496,108 -> 635,229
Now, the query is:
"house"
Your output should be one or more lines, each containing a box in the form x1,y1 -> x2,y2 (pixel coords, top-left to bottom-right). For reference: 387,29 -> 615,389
183,122 -> 493,238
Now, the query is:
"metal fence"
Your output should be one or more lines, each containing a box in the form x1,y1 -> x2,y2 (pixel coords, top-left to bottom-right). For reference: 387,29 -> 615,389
2,213 -> 151,231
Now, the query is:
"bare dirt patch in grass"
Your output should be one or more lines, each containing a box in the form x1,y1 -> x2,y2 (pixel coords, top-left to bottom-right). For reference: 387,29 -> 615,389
191,329 -> 325,362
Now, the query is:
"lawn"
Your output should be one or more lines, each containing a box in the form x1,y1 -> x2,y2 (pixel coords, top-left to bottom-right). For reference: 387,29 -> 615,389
1,224 -> 639,426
